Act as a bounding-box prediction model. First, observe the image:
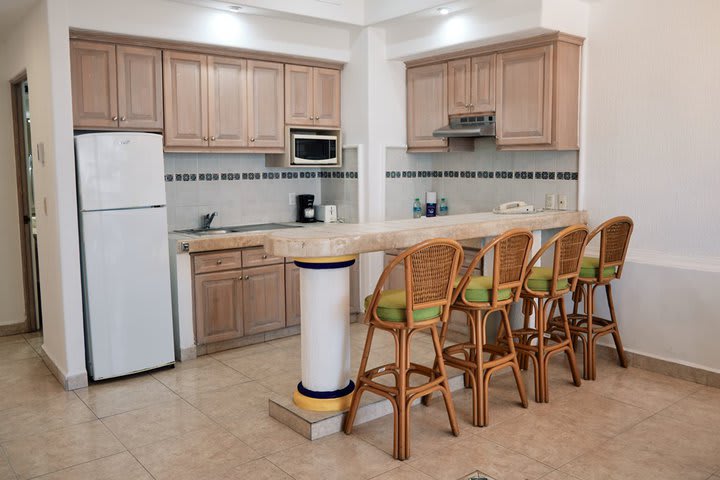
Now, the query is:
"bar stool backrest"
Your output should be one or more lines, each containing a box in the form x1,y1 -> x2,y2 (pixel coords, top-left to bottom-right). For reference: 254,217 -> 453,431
455,229 -> 534,307
369,238 -> 464,329
588,216 -> 634,282
524,224 -> 590,297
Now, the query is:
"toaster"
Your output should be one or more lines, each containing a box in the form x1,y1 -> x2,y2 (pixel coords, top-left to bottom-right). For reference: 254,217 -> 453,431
314,204 -> 338,223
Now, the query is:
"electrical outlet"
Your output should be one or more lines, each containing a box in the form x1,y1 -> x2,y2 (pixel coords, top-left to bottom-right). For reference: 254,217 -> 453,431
289,193 -> 296,206
558,194 -> 568,210
545,193 -> 557,210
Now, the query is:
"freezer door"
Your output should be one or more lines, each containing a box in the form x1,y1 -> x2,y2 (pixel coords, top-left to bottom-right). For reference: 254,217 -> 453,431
81,207 -> 175,379
75,132 -> 166,211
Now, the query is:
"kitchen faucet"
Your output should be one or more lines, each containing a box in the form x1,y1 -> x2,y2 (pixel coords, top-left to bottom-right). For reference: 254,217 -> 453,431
201,211 -> 218,229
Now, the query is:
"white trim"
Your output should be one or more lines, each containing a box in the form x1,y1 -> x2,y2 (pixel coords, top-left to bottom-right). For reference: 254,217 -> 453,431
597,342 -> 720,376
40,345 -> 89,390
577,37 -> 589,211
585,246 -> 720,273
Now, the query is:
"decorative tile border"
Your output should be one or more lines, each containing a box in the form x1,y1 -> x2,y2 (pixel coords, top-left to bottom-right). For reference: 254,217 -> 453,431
165,171 -> 358,182
384,170 -> 577,181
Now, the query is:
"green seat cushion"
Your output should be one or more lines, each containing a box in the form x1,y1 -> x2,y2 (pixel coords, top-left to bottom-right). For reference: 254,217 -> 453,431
580,257 -> 617,279
527,267 -> 570,292
453,275 -> 512,303
364,290 -> 441,323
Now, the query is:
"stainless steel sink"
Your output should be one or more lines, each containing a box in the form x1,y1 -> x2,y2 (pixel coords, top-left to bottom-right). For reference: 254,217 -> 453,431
176,223 -> 300,236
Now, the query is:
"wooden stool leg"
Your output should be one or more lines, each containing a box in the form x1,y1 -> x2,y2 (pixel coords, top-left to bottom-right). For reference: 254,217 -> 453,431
430,325 -> 460,436
520,298 -> 533,371
605,283 -> 629,368
536,298 -> 547,403
397,329 -> 408,460
584,284 -> 595,380
559,297 -> 582,388
344,325 -> 376,434
475,310 -> 487,426
501,306 -> 528,408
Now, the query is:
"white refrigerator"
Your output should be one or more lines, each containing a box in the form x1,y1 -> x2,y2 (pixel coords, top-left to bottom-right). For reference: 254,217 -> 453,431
75,132 -> 175,380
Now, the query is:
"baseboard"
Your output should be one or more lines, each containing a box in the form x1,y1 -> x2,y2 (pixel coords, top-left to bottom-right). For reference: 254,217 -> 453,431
596,344 -> 720,388
39,345 -> 88,390
0,322 -> 30,336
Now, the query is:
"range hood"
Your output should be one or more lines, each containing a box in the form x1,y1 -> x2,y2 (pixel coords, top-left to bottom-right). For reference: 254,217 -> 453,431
433,114 -> 496,138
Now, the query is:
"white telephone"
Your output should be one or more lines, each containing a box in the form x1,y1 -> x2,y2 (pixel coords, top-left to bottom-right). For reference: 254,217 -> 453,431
493,201 -> 536,214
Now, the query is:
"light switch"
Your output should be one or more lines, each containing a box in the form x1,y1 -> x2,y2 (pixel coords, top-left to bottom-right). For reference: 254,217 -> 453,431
558,194 -> 568,210
545,194 -> 557,210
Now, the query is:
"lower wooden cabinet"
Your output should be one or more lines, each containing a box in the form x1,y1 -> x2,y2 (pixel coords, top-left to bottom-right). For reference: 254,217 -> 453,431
243,264 -> 285,336
194,270 -> 243,344
285,262 -> 301,327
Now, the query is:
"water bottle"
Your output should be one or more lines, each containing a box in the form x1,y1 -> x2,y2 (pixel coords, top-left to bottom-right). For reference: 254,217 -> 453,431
439,197 -> 448,216
412,198 -> 422,218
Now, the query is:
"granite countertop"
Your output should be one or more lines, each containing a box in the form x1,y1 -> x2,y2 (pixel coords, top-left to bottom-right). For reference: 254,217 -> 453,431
172,210 -> 587,256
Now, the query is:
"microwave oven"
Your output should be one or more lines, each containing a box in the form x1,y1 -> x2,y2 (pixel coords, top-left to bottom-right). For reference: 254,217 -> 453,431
291,131 -> 340,166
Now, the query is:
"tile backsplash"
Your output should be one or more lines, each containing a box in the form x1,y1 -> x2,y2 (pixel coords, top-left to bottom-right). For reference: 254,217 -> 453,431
164,152 -> 360,231
385,139 -> 579,220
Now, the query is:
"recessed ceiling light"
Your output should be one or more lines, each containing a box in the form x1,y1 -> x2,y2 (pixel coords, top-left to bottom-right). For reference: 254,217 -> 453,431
228,4 -> 242,11
437,7 -> 449,15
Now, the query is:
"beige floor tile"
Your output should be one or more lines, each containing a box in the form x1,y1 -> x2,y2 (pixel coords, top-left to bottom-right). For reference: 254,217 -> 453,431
0,336 -> 25,346
560,441 -> 711,480
408,434 -> 553,480
0,357 -> 51,382
131,426 -> 260,480
222,458 -> 293,479
1,420 -> 125,479
0,375 -> 66,412
0,449 -> 17,480
217,348 -> 301,381
265,334 -> 301,351
211,342 -> 277,362
0,392 -> 96,442
25,337 -> 43,354
579,365 -> 702,412
613,414 -> 720,474
35,452 -> 152,480
371,465 -> 435,480
75,374 -> 178,418
657,386 -> 720,430
0,343 -> 37,362
223,410 -> 309,456
539,470 -> 582,480
267,433 -> 397,480
183,381 -> 272,417
428,384 -> 530,429
154,359 -> 251,396
257,370 -> 301,397
101,398 -> 216,449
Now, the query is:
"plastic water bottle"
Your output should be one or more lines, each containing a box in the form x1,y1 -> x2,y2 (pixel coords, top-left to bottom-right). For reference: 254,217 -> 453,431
439,197 -> 448,216
412,198 -> 422,218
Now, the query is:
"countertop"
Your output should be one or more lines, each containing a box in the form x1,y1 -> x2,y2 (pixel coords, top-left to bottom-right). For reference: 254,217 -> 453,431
172,210 -> 587,256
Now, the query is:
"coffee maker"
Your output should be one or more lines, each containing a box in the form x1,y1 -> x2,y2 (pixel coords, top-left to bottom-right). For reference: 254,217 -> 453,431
296,194 -> 316,223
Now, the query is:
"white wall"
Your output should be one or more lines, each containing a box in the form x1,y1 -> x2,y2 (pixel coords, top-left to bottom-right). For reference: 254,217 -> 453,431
583,0 -> 720,372
0,0 -> 87,384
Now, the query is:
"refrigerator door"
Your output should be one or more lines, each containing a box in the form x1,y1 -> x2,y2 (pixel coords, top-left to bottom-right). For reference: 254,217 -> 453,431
75,133 -> 166,211
81,206 -> 175,380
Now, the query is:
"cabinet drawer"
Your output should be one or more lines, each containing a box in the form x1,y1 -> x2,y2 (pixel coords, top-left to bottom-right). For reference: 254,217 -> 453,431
193,250 -> 243,274
242,247 -> 283,268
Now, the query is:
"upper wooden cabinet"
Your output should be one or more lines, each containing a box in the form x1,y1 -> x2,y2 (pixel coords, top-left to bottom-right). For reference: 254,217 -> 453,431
164,53 -> 284,150
71,41 -> 163,130
285,64 -> 341,127
407,63 -> 448,151
448,54 -> 495,115
247,60 -> 285,148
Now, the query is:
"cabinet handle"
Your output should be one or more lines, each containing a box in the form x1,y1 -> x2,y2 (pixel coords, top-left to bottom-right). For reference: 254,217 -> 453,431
465,104 -> 470,109
216,260 -> 222,265
120,116 -> 127,121
469,104 -> 474,109
244,275 -> 250,280
315,116 -> 320,120
262,254 -> 268,259
210,136 -> 216,141
308,116 -> 313,120
238,276 -> 243,281
203,136 -> 208,141
250,137 -> 255,142
112,115 -> 118,121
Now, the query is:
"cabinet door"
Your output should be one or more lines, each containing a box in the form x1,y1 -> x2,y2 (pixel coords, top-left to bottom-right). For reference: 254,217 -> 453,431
470,53 -> 496,113
496,45 -> 553,146
116,46 -> 163,130
208,56 -> 248,148
285,64 -> 314,126
70,41 -> 118,129
313,67 -> 341,127
163,51 -> 208,147
243,264 -> 286,335
194,270 -> 243,344
285,262 -> 301,327
247,60 -> 284,148
407,63 -> 448,149
447,58 -> 470,115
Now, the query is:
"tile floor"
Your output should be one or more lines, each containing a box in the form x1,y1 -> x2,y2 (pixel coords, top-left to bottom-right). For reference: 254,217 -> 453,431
0,325 -> 719,480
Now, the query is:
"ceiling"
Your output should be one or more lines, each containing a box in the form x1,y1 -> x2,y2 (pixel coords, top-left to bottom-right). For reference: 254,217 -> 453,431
0,0 -> 37,40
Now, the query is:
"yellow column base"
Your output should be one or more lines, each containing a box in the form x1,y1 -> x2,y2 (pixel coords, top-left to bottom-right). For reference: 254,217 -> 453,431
293,388 -> 354,412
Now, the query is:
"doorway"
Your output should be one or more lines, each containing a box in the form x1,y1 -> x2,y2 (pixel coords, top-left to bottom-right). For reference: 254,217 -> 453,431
7,74 -> 42,336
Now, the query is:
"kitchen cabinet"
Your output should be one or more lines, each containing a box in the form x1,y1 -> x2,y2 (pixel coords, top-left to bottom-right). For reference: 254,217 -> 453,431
285,262 -> 301,327
164,53 -> 284,150
242,264 -> 286,336
194,270 -> 243,344
406,63 -> 448,151
448,54 -> 496,115
247,60 -> 285,148
71,41 -> 162,130
285,65 -> 341,127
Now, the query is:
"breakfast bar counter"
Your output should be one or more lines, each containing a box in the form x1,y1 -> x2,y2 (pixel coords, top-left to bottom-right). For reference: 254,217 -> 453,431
262,210 -> 588,412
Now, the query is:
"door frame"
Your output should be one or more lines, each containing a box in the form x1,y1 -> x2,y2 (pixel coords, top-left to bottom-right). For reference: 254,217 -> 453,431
5,72 -> 37,335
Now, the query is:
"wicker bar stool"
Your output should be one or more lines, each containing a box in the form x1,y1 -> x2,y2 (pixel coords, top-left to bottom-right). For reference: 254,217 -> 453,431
549,216 -> 633,380
438,229 -> 533,427
344,238 -> 464,460
510,224 -> 588,403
